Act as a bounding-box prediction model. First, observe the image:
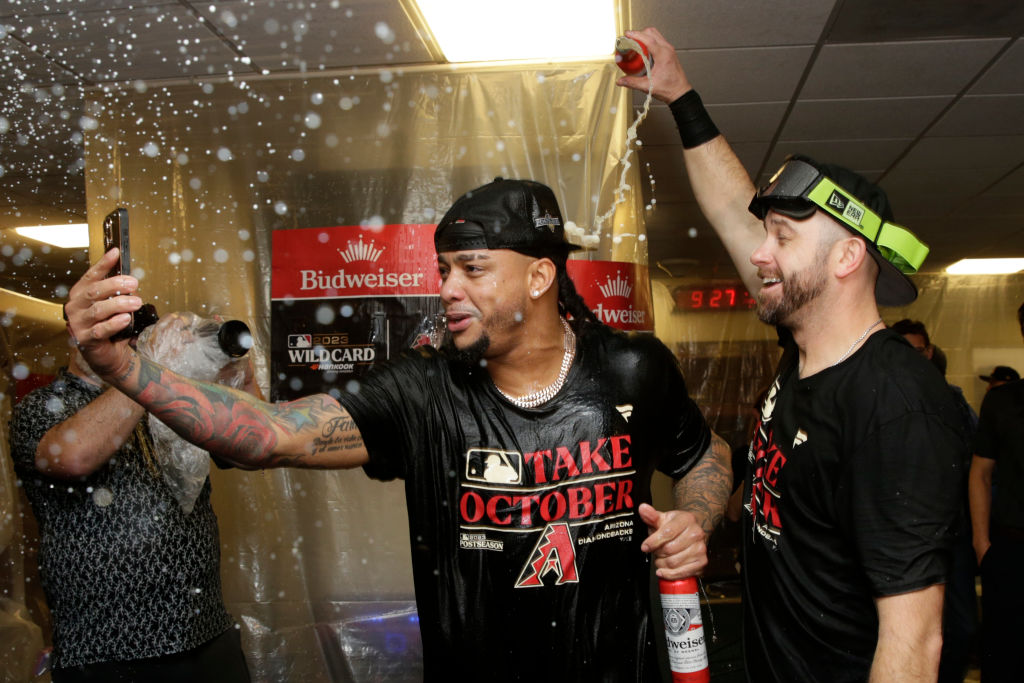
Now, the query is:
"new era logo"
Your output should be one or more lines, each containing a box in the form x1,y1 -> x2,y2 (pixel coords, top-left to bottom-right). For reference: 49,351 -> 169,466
827,190 -> 865,226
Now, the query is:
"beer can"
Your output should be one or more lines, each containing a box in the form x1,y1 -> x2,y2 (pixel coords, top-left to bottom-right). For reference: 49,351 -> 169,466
615,36 -> 653,77
659,577 -> 710,683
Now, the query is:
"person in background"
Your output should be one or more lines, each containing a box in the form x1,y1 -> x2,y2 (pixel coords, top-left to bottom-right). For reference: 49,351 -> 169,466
618,27 -> 970,682
9,321 -> 252,683
889,317 -> 978,683
969,301 -> 1024,683
61,177 -> 732,681
978,365 -> 1019,392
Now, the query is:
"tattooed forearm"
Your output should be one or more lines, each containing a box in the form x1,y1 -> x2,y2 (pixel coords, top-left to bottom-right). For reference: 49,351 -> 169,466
674,433 -> 732,536
127,355 -> 365,469
134,355 -> 279,465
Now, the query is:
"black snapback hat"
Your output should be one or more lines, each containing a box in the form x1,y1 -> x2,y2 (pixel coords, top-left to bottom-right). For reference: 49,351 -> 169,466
434,178 -> 580,260
748,155 -> 927,307
979,365 -> 1020,383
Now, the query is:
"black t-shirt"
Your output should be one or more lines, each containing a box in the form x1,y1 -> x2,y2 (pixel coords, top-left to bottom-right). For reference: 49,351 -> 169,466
742,329 -> 968,682
340,322 -> 711,681
974,379 -> 1024,530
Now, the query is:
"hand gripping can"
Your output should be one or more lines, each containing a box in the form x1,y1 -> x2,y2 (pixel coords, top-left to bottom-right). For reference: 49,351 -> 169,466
614,36 -> 653,76
659,577 -> 710,682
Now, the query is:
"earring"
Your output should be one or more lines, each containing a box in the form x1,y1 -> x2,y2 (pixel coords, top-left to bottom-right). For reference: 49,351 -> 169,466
531,290 -> 540,298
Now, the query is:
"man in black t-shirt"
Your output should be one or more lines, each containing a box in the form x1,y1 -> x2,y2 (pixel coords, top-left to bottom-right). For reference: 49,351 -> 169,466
619,28 -> 969,682
62,178 -> 732,681
969,301 -> 1024,683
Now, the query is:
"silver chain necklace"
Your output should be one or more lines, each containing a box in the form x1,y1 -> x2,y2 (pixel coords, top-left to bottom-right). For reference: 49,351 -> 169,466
832,317 -> 883,367
495,318 -> 576,409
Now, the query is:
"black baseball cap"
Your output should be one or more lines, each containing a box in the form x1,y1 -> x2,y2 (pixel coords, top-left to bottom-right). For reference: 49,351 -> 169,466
979,365 -> 1020,383
748,155 -> 929,307
434,178 -> 581,261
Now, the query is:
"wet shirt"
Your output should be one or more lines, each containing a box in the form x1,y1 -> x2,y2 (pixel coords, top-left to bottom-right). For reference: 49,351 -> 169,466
9,368 -> 233,669
741,329 -> 968,682
340,322 -> 711,682
974,379 -> 1024,530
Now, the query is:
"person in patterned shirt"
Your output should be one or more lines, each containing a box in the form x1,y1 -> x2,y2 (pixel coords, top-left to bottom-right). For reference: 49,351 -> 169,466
10,329 -> 252,682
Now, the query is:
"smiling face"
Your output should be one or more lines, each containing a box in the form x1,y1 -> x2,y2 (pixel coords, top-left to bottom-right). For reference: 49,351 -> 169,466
436,249 -> 535,363
750,210 -> 838,327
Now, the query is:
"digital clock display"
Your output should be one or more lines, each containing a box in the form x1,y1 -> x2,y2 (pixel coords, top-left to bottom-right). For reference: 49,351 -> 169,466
673,284 -> 756,311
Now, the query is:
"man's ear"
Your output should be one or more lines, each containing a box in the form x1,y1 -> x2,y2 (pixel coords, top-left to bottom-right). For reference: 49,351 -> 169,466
833,236 -> 870,280
527,257 -> 557,299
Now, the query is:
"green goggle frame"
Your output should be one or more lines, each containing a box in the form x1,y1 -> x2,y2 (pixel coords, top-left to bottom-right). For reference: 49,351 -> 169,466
805,178 -> 928,275
752,158 -> 929,275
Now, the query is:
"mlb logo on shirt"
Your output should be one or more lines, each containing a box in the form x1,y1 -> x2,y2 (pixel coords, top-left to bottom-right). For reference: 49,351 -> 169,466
465,449 -> 523,484
288,334 -> 312,348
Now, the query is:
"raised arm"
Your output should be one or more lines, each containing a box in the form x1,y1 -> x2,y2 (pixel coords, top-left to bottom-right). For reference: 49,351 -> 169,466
64,249 -> 368,470
617,26 -> 764,296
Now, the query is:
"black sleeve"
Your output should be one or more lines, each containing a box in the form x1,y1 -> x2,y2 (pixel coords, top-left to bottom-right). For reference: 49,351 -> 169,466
9,385 -> 73,474
621,334 -> 711,480
843,411 -> 964,596
337,348 -> 435,481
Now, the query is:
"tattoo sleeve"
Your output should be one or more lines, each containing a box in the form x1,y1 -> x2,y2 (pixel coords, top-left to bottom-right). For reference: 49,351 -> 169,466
130,355 -> 363,469
674,433 -> 732,536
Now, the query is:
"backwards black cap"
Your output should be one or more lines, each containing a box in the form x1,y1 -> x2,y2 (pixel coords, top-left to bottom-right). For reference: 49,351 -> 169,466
434,178 -> 581,261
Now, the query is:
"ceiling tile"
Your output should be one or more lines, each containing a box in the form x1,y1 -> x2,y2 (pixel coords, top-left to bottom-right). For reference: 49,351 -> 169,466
930,95 -> 1024,136
636,101 -> 787,146
201,0 -> 433,73
630,0 -> 834,49
970,41 -> 1024,95
803,39 -> 1008,99
675,46 -> 814,104
763,139 -> 912,177
827,0 -> 1024,42
781,96 -> 952,140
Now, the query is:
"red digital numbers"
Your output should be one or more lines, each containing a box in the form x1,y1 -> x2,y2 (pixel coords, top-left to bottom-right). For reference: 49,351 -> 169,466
673,285 -> 755,311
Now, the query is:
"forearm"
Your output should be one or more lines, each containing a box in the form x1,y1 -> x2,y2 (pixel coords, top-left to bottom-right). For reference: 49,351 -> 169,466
681,136 -> 763,295
673,433 -> 732,536
36,388 -> 145,478
968,455 -> 994,557
114,349 -> 365,469
870,585 -> 944,682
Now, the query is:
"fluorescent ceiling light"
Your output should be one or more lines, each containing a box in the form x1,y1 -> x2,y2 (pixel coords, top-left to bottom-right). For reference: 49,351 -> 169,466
945,258 -> 1024,275
414,0 -> 616,63
14,224 -> 89,249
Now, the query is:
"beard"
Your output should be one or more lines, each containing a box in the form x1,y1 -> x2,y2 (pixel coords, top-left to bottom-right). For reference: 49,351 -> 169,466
441,331 -> 490,366
440,295 -> 527,367
756,260 -> 828,326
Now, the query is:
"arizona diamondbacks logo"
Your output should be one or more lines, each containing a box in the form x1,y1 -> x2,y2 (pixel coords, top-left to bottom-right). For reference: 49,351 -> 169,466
515,523 -> 579,587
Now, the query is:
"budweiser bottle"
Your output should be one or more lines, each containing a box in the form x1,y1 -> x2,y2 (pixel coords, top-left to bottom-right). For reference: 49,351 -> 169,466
660,577 -> 710,682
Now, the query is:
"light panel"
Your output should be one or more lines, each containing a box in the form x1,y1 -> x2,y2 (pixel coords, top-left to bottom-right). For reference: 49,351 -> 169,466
945,258 -> 1024,275
415,0 -> 616,63
14,224 -> 90,249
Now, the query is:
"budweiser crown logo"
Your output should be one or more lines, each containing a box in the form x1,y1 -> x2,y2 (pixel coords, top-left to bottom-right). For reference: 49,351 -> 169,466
338,236 -> 384,263
598,272 -> 632,299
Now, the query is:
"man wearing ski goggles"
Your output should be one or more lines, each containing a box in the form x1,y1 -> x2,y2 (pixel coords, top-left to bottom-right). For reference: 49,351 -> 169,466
618,26 -> 971,683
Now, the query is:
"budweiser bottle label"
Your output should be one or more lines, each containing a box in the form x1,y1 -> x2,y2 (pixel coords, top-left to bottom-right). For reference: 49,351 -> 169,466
660,578 -> 710,682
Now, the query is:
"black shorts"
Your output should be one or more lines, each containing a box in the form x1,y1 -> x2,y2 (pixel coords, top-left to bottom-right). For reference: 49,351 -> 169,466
52,626 -> 251,683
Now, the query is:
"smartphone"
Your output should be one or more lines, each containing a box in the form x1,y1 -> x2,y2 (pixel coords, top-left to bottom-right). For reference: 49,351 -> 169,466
102,208 -> 131,278
102,207 -> 158,339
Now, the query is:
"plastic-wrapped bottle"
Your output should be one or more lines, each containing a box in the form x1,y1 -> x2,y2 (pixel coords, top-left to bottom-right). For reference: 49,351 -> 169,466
659,577 -> 710,682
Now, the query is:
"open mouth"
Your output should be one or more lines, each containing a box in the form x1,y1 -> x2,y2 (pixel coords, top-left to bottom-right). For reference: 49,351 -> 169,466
444,311 -> 474,333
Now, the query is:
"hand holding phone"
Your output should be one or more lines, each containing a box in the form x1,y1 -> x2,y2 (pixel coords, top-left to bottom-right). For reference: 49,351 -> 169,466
102,207 -> 159,339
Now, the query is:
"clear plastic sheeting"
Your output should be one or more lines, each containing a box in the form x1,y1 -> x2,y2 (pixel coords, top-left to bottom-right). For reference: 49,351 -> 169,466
138,312 -> 255,514
63,62 -> 644,680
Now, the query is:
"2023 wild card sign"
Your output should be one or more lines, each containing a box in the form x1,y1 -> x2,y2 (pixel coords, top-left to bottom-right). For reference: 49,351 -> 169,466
270,225 -> 654,401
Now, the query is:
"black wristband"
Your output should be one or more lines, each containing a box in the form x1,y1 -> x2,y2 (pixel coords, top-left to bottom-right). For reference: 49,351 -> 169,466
670,90 -> 720,149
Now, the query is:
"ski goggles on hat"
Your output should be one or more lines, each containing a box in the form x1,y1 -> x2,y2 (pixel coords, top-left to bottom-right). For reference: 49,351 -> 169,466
748,157 -> 929,276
